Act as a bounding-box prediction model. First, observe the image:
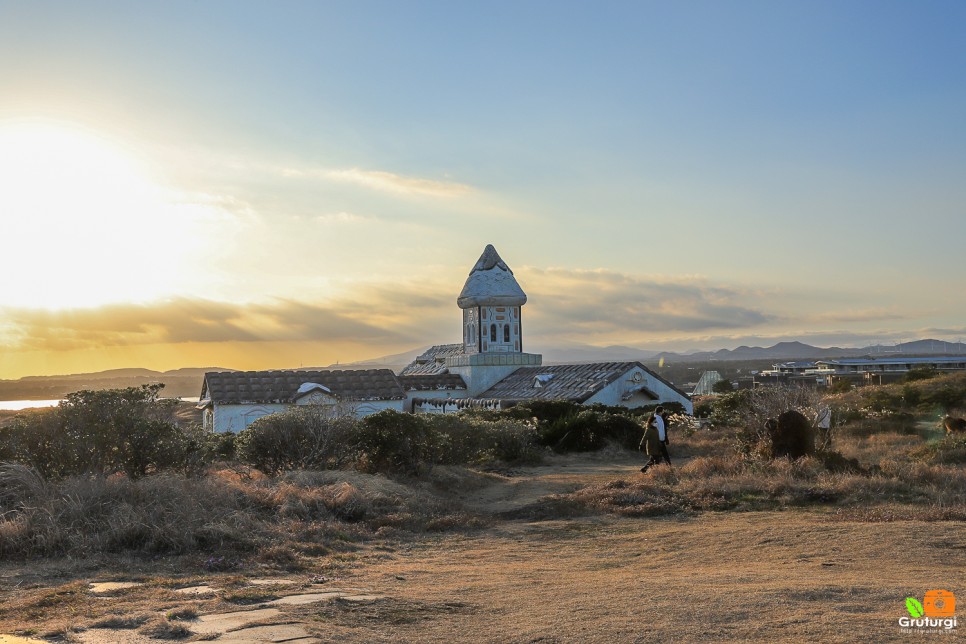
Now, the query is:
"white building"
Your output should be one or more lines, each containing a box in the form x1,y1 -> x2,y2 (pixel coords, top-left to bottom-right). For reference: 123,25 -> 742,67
402,245 -> 693,414
199,244 -> 694,431
199,369 -> 407,433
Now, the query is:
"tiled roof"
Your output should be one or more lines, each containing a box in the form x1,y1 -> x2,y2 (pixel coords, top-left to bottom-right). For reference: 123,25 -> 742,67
398,373 -> 467,391
201,369 -> 406,404
399,344 -> 464,376
476,362 -> 686,403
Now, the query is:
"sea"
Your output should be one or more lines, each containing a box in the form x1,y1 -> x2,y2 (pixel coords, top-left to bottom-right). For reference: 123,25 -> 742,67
0,398 -> 199,411
0,399 -> 61,411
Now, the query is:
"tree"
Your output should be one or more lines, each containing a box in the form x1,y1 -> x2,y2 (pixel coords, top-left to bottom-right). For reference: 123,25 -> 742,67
712,379 -> 734,394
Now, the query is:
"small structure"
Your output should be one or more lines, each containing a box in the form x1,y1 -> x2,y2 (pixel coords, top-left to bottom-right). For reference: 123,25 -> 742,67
693,370 -> 725,395
199,369 -> 407,432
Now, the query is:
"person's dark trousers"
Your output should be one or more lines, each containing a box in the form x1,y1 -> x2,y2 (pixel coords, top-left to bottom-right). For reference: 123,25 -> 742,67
659,442 -> 672,466
641,455 -> 661,472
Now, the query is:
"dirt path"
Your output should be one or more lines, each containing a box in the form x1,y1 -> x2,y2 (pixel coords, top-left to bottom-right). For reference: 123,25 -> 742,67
455,449 -> 652,514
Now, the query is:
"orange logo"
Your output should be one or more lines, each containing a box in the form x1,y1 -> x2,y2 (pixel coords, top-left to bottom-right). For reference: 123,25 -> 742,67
924,590 -> 956,618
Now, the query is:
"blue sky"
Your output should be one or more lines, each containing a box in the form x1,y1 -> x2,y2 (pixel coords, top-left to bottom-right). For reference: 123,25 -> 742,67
1,1 -> 965,377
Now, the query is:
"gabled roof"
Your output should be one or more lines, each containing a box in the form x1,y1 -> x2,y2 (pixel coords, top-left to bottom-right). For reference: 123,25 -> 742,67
201,369 -> 406,404
476,361 -> 687,403
398,373 -> 467,391
457,244 -> 527,309
399,344 -> 464,376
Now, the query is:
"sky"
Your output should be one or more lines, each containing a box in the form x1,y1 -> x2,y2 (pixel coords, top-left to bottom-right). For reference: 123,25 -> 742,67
1,1 -> 965,379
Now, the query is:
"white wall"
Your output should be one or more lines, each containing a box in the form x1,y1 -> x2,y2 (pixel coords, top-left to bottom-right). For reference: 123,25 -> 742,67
213,403 -> 289,433
210,399 -> 406,432
584,366 -> 694,414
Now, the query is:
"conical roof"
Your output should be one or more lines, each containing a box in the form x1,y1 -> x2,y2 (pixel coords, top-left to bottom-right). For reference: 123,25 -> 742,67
457,244 -> 527,309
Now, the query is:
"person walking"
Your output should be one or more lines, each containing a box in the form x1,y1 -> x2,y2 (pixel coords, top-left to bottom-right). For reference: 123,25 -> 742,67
815,405 -> 832,450
640,409 -> 665,473
657,407 -> 672,466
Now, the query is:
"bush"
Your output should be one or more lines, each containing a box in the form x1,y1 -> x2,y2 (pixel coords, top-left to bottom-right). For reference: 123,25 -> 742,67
912,435 -> 966,465
0,385 -> 203,479
236,407 -> 358,476
903,367 -> 937,383
354,410 -> 441,475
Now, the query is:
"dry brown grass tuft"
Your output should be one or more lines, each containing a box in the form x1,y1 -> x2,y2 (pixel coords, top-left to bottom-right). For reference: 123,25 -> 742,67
554,427 -> 966,519
141,618 -> 193,639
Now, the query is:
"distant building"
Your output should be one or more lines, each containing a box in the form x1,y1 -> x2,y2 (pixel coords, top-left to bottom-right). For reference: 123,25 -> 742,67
199,369 -> 407,432
199,244 -> 693,431
692,370 -> 725,395
757,356 -> 966,387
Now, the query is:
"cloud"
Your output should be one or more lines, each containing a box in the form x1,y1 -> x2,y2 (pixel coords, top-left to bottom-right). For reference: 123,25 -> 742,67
806,308 -> 914,324
519,268 -> 777,340
322,168 -> 475,198
0,298 -> 406,352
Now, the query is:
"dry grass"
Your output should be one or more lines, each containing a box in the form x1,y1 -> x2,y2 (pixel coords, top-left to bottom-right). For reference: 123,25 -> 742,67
1,413 -> 964,641
0,465 -> 480,563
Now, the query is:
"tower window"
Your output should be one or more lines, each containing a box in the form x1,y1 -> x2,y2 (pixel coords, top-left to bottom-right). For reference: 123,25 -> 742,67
490,324 -> 496,342
504,324 -> 510,342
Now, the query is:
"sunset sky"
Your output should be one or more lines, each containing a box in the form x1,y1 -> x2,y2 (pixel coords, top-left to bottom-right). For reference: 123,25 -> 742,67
1,1 -> 965,379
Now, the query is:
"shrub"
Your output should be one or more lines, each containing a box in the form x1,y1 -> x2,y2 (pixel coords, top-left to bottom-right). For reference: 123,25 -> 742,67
236,407 -> 358,476
354,410 -> 439,475
0,385 -> 202,479
912,435 -> 966,465
829,379 -> 852,394
903,367 -> 937,383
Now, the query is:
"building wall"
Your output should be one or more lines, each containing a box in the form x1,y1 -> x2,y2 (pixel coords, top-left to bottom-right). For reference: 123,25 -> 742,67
584,367 -> 694,414
212,403 -> 289,433
210,399 -> 405,432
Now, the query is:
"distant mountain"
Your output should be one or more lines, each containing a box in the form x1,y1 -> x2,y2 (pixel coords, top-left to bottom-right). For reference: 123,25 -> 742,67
326,347 -> 429,371
653,339 -> 966,363
0,367 -> 232,401
534,344 -> 659,364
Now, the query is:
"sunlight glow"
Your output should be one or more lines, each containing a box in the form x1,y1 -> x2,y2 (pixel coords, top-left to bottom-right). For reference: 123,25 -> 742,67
0,122 -> 208,308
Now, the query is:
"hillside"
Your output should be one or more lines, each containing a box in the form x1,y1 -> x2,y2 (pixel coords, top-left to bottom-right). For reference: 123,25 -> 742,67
0,368 -> 230,401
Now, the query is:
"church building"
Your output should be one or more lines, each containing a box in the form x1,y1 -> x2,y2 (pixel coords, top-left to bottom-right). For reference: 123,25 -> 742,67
199,244 -> 692,432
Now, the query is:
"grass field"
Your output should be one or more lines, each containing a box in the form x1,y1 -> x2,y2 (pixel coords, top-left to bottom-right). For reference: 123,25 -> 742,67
0,423 -> 963,642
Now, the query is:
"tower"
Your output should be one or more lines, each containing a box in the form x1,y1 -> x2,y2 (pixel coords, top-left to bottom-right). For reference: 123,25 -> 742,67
457,244 -> 527,355
446,245 -> 542,395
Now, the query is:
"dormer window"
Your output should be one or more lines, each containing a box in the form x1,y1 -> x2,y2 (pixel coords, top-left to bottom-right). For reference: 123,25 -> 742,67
533,374 -> 554,388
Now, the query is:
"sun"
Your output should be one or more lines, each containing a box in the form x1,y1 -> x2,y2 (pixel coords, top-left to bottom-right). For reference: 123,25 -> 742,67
0,121 -> 203,309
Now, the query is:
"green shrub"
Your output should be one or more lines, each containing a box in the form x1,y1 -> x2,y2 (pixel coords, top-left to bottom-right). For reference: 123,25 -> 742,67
829,379 -> 852,394
0,385 -> 200,479
354,410 -> 439,475
236,407 -> 358,476
903,367 -> 937,383
921,386 -> 965,412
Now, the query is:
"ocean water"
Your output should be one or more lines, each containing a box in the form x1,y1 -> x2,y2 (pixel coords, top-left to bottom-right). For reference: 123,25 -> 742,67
0,399 -> 61,411
0,397 -> 199,411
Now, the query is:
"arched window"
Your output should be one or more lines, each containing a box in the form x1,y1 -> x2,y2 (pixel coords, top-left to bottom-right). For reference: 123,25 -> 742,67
490,324 -> 496,342
504,324 -> 510,343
